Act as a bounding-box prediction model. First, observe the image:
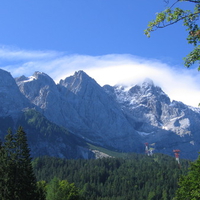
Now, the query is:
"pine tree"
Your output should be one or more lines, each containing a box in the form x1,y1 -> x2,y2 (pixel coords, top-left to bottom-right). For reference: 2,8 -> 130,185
3,128 -> 17,200
0,127 -> 41,200
0,139 -> 5,199
14,126 -> 39,200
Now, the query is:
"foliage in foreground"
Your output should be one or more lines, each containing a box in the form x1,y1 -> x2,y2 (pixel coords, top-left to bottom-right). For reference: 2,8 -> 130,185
174,153 -> 200,200
33,154 -> 190,200
145,0 -> 200,69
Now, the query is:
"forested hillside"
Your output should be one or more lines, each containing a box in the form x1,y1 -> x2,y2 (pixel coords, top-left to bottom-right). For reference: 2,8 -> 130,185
33,154 -> 190,200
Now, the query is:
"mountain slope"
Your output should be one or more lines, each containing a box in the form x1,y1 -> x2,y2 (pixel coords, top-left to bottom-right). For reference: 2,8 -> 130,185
104,79 -> 200,160
58,71 -> 142,152
16,70 -> 142,152
0,109 -> 94,159
1,68 -> 200,159
0,69 -> 31,117
17,109 -> 95,159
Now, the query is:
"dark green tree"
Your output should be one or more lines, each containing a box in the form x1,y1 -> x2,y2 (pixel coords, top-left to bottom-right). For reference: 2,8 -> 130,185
14,126 -> 39,200
0,139 -> 6,199
145,0 -> 200,69
2,129 -> 17,200
0,127 -> 41,200
174,154 -> 200,199
33,155 -> 189,200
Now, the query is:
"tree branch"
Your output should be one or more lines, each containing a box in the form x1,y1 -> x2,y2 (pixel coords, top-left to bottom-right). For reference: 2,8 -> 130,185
170,0 -> 180,9
183,0 -> 200,3
155,11 -> 200,29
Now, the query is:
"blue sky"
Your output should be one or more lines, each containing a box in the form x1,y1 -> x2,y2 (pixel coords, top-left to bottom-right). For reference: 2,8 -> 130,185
0,0 -> 192,60
0,0 -> 200,107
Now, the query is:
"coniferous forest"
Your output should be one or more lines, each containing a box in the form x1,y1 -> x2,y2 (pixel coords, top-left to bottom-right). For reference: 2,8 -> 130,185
0,127 -> 191,200
33,154 -> 190,200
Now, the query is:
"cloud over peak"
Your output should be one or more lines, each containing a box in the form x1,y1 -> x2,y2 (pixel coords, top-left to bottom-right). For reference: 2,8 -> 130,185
0,46 -> 199,107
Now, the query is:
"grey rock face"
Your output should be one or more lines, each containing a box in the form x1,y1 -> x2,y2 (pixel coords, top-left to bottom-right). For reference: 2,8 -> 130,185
16,70 -> 142,152
16,71 -> 64,124
58,71 -> 142,152
0,69 -> 30,117
104,79 -> 200,160
1,68 -> 200,159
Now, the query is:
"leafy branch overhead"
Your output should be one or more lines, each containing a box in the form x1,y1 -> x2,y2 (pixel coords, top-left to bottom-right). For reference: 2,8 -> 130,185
145,0 -> 200,69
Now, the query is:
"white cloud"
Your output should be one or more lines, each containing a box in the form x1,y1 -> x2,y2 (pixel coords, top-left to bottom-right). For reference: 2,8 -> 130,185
0,45 -> 62,60
0,47 -> 199,107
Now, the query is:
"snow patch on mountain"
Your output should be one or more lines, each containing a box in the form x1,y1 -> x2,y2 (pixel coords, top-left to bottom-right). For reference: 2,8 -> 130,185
1,69 -> 200,159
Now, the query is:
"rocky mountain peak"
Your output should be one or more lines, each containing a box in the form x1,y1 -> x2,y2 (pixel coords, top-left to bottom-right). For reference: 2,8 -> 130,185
0,69 -> 30,117
30,71 -> 56,86
141,78 -> 154,88
16,71 -> 58,109
1,68 -> 200,160
59,70 -> 99,95
0,68 -> 14,85
16,71 -> 56,86
139,78 -> 159,95
32,71 -> 52,81
135,79 -> 171,105
15,75 -> 29,82
60,70 -> 91,84
74,70 -> 90,79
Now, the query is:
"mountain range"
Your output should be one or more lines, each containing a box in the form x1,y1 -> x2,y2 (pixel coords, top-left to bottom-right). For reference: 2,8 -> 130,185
0,68 -> 200,160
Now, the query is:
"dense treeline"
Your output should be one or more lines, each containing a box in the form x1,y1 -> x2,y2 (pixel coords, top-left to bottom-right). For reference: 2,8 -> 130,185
33,154 -> 190,200
0,127 -> 82,200
0,126 -> 191,200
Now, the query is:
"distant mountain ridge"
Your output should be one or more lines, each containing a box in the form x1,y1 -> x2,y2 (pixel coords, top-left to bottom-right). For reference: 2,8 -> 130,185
0,68 -> 200,160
